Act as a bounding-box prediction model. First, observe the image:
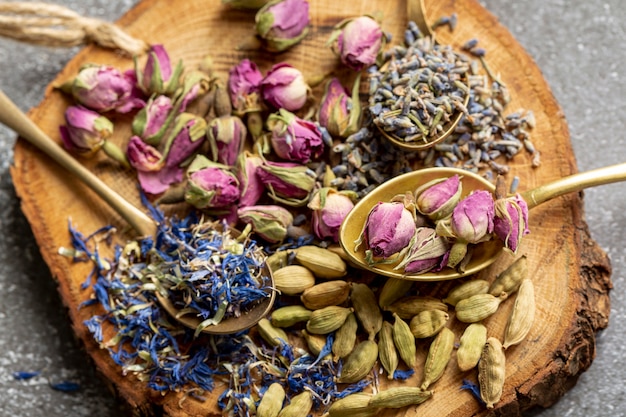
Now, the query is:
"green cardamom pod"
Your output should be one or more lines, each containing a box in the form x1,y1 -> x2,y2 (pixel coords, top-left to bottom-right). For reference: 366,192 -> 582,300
420,327 -> 454,390
378,321 -> 399,379
336,340 -> 378,384
350,282 -> 383,340
409,309 -> 449,338
332,312 -> 358,361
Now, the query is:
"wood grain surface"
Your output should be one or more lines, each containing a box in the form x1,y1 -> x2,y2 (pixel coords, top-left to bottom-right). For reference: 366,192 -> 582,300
9,0 -> 612,416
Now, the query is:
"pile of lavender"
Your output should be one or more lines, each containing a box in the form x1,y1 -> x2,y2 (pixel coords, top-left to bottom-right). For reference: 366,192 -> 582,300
56,0 -> 540,413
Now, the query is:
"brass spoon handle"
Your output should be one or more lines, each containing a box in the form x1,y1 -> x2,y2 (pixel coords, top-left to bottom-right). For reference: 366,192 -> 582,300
0,89 -> 157,237
407,0 -> 432,37
521,162 -> 626,209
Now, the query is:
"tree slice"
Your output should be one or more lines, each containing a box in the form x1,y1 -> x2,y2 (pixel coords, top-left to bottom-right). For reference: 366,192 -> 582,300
9,0 -> 612,416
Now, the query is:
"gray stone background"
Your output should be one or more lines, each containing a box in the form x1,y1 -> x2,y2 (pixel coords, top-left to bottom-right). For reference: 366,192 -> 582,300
0,0 -> 623,416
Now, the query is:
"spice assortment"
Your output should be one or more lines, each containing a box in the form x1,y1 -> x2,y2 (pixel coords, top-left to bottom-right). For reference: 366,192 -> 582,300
55,0 -> 544,415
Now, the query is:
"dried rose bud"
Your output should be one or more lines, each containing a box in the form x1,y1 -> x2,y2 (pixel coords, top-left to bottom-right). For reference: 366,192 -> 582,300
442,190 -> 495,268
184,155 -> 240,209
175,70 -> 213,113
494,193 -> 529,253
356,201 -> 416,260
237,205 -> 294,243
261,63 -> 309,111
255,0 -> 310,52
162,113 -> 207,167
415,174 -> 463,220
59,105 -> 113,156
308,187 -> 355,242
257,160 -> 316,206
236,151 -> 265,208
328,15 -> 384,71
268,109 -> 324,164
395,227 -> 450,274
60,65 -> 145,113
228,59 -> 264,114
135,44 -> 184,96
451,190 -> 495,243
131,95 -> 173,146
317,76 -> 362,138
126,136 -> 164,172
135,113 -> 207,195
206,115 -> 247,166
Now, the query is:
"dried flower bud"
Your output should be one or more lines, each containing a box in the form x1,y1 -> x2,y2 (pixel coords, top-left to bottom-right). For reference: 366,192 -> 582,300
184,155 -> 240,209
317,76 -> 362,138
451,190 -> 495,243
131,95 -> 173,146
135,113 -> 207,195
59,105 -> 113,156
415,174 -> 463,220
328,15 -> 384,71
236,151 -> 265,208
135,44 -> 184,96
494,193 -> 530,253
175,70 -> 213,113
261,63 -> 309,111
395,227 -> 450,274
161,113 -> 207,167
237,205 -> 294,243
267,109 -> 324,164
228,59 -> 263,114
255,0 -> 310,52
257,160 -> 316,206
356,201 -> 416,260
207,115 -> 247,166
60,65 -> 144,113
308,187 -> 355,242
126,136 -> 164,172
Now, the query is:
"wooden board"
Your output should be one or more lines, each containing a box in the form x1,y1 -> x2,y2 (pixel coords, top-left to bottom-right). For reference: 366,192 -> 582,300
9,0 -> 612,416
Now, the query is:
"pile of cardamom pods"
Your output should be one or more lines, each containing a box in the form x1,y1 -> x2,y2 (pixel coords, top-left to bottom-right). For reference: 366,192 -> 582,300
256,245 -> 534,415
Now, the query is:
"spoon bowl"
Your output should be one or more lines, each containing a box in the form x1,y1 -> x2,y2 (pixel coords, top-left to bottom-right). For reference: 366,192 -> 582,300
339,163 -> 626,281
0,89 -> 275,334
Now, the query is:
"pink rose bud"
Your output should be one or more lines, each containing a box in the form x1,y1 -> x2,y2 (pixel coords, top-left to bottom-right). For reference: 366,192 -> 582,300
59,105 -> 113,156
126,136 -> 164,172
236,152 -> 265,208
451,190 -> 495,243
415,174 -> 463,220
228,59 -> 264,113
237,205 -> 294,243
396,227 -> 450,274
308,187 -> 355,242
255,0 -> 310,52
135,44 -> 184,96
317,76 -> 362,138
135,113 -> 207,195
61,65 -> 144,113
358,201 -> 416,260
131,95 -> 173,145
207,115 -> 247,166
162,113 -> 207,167
494,194 -> 530,253
184,155 -> 240,209
329,15 -> 384,71
175,70 -> 212,113
261,63 -> 309,111
257,160 -> 316,206
268,109 -> 324,164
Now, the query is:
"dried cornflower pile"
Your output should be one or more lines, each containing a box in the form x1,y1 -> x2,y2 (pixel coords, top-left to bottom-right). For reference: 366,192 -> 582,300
58,0 -> 541,414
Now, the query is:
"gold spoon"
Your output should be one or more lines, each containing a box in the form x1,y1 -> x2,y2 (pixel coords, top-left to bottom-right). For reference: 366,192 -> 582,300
0,89 -> 275,334
372,0 -> 469,151
339,164 -> 626,281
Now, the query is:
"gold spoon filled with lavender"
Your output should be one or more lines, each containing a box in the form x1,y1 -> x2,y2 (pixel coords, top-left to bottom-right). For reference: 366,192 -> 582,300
0,89 -> 275,334
338,164 -> 626,281
368,0 -> 469,151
